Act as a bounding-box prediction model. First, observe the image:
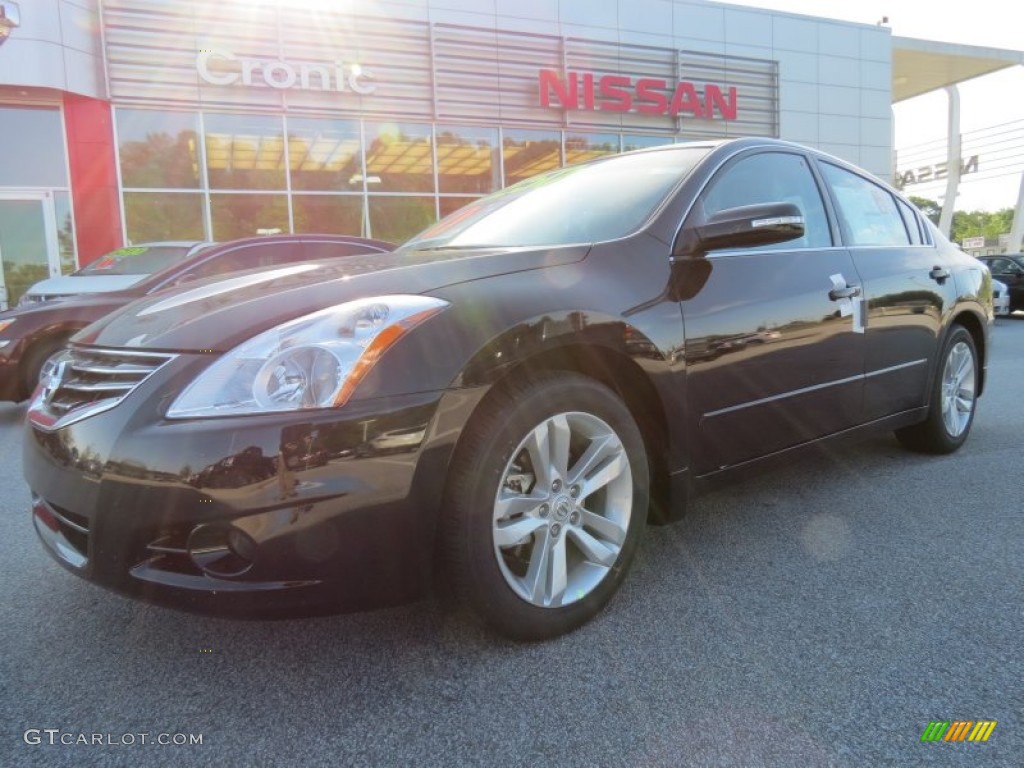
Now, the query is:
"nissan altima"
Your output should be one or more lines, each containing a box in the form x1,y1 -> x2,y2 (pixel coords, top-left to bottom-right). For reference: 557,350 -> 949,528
24,138 -> 993,640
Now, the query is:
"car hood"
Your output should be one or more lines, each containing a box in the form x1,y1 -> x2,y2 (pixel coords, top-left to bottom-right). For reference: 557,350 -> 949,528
75,245 -> 590,351
24,274 -> 148,299
0,291 -> 136,325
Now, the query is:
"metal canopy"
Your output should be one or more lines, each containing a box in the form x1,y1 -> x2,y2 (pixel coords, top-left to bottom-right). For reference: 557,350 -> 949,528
893,36 -> 1024,102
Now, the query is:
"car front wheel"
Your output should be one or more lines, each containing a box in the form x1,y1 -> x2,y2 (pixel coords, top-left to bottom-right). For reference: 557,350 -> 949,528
441,372 -> 649,640
895,325 -> 978,454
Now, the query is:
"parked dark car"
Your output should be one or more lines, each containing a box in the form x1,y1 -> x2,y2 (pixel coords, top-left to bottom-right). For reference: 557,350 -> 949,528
0,235 -> 393,401
976,253 -> 1024,312
24,139 -> 992,640
16,241 -> 212,307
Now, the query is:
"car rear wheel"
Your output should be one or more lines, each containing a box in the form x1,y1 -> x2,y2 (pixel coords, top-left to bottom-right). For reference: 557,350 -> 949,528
441,372 -> 649,640
895,325 -> 978,454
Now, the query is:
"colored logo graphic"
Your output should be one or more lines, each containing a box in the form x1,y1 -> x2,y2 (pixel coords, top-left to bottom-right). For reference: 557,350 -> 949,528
921,720 -> 997,742
0,2 -> 20,46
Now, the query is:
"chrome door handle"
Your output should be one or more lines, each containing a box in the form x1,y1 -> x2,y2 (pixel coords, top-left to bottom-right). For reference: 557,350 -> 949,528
829,284 -> 862,301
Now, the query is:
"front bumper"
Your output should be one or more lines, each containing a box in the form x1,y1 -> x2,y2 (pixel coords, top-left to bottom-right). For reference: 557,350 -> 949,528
24,381 -> 472,617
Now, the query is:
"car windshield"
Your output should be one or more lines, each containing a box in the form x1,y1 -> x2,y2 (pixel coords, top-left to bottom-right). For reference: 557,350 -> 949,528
401,147 -> 707,250
73,244 -> 199,276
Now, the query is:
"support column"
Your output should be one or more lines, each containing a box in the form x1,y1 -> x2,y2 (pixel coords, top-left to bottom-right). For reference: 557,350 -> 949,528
938,85 -> 961,238
1007,172 -> 1024,254
63,94 -> 122,266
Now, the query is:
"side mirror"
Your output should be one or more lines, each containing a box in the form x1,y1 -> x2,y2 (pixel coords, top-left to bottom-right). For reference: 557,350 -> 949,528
675,202 -> 805,257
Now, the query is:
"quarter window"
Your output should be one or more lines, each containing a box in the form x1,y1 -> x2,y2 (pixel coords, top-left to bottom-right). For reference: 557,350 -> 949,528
896,199 -> 923,245
820,162 -> 909,247
699,151 -> 832,250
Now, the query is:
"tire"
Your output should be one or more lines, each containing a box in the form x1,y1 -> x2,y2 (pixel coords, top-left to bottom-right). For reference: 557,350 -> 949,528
21,335 -> 72,400
440,372 -> 649,641
895,326 -> 978,454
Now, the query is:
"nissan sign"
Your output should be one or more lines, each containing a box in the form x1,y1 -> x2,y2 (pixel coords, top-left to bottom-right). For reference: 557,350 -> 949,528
539,69 -> 738,120
895,156 -> 979,189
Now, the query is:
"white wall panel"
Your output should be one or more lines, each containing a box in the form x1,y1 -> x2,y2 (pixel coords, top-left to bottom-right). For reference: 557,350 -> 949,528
560,0 -> 618,30
723,8 -> 772,47
673,2 -> 725,40
772,16 -> 817,54
495,0 -> 557,22
617,0 -> 674,36
775,51 -> 817,84
818,55 -> 860,88
817,23 -> 860,59
818,84 -> 860,117
819,114 -> 860,145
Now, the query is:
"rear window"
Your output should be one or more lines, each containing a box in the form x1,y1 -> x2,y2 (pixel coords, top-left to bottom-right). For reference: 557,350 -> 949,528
75,245 -> 197,276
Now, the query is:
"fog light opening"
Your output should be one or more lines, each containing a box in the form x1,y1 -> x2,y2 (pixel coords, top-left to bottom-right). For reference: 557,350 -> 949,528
187,524 -> 255,577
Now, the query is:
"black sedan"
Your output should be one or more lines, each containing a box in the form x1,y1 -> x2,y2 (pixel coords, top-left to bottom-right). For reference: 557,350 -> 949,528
0,234 -> 393,401
24,139 -> 992,640
976,253 -> 1024,312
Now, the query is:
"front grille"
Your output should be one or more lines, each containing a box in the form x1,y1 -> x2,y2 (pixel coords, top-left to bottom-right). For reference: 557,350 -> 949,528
34,346 -> 176,429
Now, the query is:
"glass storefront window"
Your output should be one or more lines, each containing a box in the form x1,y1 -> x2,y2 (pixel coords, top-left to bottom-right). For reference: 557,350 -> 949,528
0,106 -> 67,187
436,126 -> 499,194
0,199 -> 52,307
117,109 -> 200,189
364,123 -> 435,193
210,194 -> 289,240
53,192 -> 77,273
124,192 -> 205,243
369,196 -> 436,243
109,110 -> 682,250
292,195 -> 364,236
205,114 -> 286,190
623,135 -> 674,152
502,129 -> 561,186
288,118 -> 363,192
564,133 -> 620,166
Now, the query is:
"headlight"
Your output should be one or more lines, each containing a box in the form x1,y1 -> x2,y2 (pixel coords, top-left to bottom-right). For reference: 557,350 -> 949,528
0,318 -> 16,335
18,294 -> 43,307
166,295 -> 448,419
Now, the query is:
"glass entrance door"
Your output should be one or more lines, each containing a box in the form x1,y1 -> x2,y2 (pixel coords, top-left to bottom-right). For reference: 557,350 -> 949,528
0,192 -> 61,310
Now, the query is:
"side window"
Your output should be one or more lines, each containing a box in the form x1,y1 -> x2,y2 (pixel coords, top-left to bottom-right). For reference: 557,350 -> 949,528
986,258 -> 1010,274
699,151 -> 831,250
896,199 -> 924,245
820,162 -> 910,247
190,243 -> 295,279
303,242 -> 384,261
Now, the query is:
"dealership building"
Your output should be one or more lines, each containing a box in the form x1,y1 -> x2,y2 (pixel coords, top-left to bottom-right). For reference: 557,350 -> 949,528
1,0 -> 1022,307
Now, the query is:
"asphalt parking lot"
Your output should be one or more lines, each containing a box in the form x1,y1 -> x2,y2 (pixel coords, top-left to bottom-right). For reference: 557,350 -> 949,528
2,318 -> 1022,768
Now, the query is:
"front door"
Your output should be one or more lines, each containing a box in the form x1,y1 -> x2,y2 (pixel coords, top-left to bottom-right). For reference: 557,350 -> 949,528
680,149 -> 866,473
0,191 -> 61,310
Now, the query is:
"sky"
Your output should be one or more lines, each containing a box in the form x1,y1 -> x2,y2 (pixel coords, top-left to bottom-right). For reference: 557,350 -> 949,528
719,0 -> 1024,211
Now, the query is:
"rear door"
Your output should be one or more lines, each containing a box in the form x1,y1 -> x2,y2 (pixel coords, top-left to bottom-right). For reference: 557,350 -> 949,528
816,161 -> 957,421
680,149 -> 866,473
